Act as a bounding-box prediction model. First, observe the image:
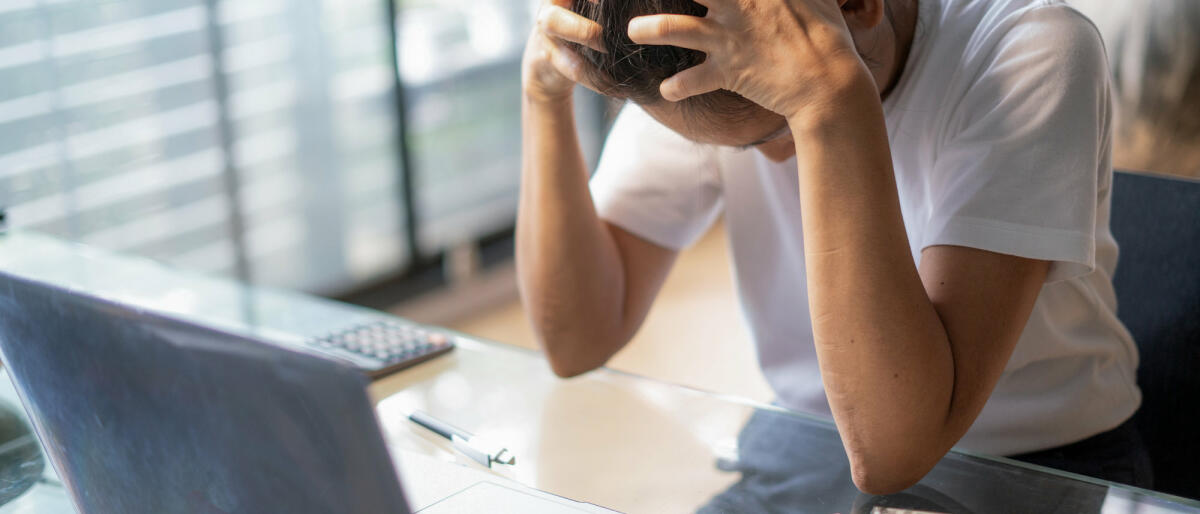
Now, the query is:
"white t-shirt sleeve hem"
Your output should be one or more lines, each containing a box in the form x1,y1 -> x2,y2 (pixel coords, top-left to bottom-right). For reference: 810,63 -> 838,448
923,216 -> 1095,283
592,188 -> 709,251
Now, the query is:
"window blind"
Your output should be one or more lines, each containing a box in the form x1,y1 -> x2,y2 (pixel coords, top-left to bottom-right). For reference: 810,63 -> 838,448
0,0 -> 409,295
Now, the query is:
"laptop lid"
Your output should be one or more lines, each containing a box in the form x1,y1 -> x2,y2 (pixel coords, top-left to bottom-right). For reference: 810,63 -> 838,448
0,271 -> 411,513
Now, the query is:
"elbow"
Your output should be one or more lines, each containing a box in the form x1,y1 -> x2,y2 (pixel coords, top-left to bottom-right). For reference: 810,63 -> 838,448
850,463 -> 926,496
538,332 -> 612,378
542,348 -> 600,377
846,443 -> 942,496
524,302 -> 623,378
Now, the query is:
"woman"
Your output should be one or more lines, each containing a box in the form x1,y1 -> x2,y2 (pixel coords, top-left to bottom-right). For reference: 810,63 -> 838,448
517,0 -> 1148,494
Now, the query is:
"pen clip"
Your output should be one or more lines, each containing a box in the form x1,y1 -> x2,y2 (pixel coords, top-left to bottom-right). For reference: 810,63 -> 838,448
451,434 -> 516,468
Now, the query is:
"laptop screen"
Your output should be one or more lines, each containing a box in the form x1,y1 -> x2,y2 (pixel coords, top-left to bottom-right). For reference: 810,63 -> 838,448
0,272 -> 411,513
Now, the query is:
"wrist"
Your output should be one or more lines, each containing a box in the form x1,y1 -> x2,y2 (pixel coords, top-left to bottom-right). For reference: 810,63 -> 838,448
523,86 -> 575,109
783,63 -> 879,130
522,88 -> 579,133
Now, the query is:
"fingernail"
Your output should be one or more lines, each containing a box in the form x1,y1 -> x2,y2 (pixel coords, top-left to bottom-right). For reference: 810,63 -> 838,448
627,17 -> 646,38
537,7 -> 553,27
660,84 -> 680,102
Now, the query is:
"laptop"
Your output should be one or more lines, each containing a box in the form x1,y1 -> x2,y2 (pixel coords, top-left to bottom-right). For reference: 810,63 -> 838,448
0,271 -> 603,513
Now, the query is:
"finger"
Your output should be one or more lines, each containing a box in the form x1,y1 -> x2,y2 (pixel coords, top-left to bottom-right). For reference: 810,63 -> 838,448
538,5 -> 606,53
547,38 -> 611,95
677,0 -> 722,9
548,0 -> 595,7
659,62 -> 723,102
547,40 -> 583,84
627,15 -> 718,51
549,42 -> 580,83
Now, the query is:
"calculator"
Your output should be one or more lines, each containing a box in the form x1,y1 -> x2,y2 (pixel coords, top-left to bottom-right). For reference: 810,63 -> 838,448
308,320 -> 456,378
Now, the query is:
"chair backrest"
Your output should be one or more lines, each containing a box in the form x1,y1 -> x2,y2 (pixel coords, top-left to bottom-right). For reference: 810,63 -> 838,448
1109,170 -> 1200,500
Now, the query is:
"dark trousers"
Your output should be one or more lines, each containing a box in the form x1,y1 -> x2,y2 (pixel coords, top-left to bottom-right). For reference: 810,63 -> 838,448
1008,416 -> 1155,490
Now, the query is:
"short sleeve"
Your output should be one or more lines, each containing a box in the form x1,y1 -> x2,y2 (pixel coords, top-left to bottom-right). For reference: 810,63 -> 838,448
589,104 -> 724,250
925,6 -> 1112,283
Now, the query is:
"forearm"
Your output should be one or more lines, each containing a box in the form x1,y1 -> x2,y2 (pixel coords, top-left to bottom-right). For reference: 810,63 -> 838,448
620,0 -> 1048,493
787,84 -> 959,490
516,94 -> 626,376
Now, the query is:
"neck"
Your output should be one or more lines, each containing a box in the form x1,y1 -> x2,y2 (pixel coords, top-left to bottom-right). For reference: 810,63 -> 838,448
881,0 -> 919,99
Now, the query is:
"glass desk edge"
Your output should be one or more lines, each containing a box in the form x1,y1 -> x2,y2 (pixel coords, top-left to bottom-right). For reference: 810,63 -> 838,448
0,230 -> 1197,510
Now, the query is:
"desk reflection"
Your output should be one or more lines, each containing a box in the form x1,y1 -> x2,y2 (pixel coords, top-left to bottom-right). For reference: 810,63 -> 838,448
535,377 -> 743,513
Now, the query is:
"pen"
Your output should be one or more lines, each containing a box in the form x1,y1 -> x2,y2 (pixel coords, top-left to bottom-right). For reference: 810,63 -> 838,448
408,410 -> 516,468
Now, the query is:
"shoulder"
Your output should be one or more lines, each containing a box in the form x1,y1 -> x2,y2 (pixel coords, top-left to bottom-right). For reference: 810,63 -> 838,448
927,0 -> 1111,135
1005,3 -> 1106,58
967,0 -> 1108,76
907,0 -> 1111,136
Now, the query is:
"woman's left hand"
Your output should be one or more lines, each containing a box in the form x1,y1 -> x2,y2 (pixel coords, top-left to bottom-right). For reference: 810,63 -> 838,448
627,0 -> 874,120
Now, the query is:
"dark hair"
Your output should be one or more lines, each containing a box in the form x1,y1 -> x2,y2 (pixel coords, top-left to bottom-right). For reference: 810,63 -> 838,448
569,0 -> 759,123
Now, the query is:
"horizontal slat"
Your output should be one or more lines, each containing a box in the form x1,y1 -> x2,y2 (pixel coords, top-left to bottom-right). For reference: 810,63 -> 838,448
345,169 -> 400,201
51,6 -> 206,60
73,148 -> 223,212
243,215 -> 305,261
238,169 -> 304,221
228,79 -> 297,119
329,24 -> 389,61
332,65 -> 391,101
0,7 -> 208,87
1,0 -> 422,295
0,91 -> 52,126
60,55 -> 212,109
221,35 -> 292,74
169,237 -> 238,275
82,194 -> 230,250
67,100 -> 218,161
8,148 -> 223,225
130,220 -> 236,266
0,143 -> 57,180
0,55 -> 213,127
0,0 -> 37,16
332,116 -> 394,154
0,40 -> 40,70
232,126 -> 296,170
216,0 -> 286,25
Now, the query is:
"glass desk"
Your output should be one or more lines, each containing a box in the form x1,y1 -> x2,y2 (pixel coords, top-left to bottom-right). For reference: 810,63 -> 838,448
0,230 -> 1198,513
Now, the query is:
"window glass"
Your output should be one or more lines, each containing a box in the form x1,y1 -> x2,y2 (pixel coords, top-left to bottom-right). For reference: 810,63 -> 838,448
396,0 -> 607,254
0,0 -> 410,295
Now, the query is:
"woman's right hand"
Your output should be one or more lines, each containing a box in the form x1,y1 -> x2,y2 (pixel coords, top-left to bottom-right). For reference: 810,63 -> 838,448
522,0 -> 607,104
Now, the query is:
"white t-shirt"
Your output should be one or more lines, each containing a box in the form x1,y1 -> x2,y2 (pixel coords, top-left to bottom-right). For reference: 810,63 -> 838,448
589,0 -> 1140,456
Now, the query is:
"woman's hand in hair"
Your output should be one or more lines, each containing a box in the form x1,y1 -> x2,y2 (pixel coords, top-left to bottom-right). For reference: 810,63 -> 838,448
626,0 -> 875,121
523,0 -> 609,103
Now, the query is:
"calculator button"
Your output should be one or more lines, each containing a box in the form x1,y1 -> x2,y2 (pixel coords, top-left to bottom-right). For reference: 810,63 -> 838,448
308,320 -> 454,374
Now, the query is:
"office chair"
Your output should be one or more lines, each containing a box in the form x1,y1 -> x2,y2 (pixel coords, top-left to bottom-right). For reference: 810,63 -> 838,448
1110,170 -> 1200,500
